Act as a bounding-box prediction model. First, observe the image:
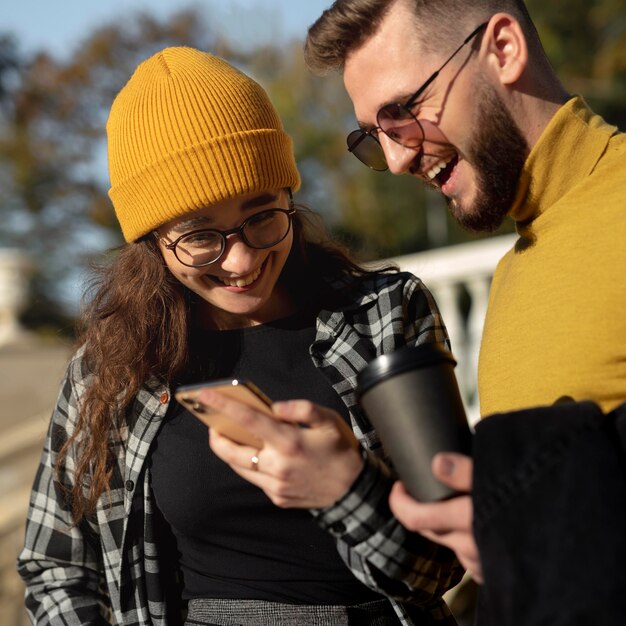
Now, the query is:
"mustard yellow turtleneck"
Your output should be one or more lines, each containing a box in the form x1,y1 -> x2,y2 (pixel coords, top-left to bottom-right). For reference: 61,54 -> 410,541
478,96 -> 626,417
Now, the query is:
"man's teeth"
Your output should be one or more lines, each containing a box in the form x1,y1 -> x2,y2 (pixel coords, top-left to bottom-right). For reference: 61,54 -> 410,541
426,158 -> 452,180
220,265 -> 262,287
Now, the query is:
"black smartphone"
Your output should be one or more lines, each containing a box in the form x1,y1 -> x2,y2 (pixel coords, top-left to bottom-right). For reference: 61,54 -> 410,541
175,378 -> 271,448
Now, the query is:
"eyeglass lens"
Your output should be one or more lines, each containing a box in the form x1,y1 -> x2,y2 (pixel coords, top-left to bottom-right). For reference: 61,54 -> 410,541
175,209 -> 292,267
377,104 -> 425,148
347,130 -> 388,172
347,107 -> 427,171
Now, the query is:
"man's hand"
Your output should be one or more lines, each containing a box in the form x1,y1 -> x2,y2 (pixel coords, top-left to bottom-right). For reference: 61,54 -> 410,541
200,389 -> 364,508
389,453 -> 483,583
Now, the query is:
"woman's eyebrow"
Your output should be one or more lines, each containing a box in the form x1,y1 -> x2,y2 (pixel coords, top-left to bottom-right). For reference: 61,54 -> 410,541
169,193 -> 279,234
240,192 -> 278,210
170,215 -> 214,233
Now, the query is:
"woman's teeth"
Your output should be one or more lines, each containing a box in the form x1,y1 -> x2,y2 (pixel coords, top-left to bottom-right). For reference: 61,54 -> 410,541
219,265 -> 262,288
426,157 -> 452,180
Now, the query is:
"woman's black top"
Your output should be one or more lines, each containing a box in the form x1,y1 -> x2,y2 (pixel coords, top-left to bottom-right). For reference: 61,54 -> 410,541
150,312 -> 381,605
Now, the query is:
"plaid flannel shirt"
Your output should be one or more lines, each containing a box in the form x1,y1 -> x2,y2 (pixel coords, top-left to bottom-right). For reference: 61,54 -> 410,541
18,271 -> 464,625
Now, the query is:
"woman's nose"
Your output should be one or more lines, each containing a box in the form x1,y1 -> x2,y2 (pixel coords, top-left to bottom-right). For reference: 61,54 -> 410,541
218,235 -> 258,273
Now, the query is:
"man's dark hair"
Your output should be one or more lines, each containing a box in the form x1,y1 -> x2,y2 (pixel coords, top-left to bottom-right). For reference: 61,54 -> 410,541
304,0 -> 538,74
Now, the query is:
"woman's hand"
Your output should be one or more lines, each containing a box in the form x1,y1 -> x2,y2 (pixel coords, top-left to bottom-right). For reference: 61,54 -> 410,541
200,389 -> 364,508
389,453 -> 483,583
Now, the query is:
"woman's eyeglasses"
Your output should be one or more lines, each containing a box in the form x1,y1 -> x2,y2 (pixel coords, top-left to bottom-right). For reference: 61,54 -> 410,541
347,22 -> 488,171
156,207 -> 296,267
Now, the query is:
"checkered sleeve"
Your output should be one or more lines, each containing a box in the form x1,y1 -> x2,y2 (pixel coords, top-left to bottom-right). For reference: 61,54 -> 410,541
311,272 -> 464,623
16,353 -> 111,624
312,451 -> 463,614
401,272 -> 450,349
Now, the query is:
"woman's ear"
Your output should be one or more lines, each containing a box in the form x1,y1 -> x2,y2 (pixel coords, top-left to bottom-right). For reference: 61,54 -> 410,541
482,13 -> 528,86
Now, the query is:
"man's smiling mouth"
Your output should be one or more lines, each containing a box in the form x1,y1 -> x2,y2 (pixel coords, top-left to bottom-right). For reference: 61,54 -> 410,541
425,154 -> 458,187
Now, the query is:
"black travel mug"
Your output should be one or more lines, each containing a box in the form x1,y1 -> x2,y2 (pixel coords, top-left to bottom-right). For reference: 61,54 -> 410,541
356,343 -> 472,501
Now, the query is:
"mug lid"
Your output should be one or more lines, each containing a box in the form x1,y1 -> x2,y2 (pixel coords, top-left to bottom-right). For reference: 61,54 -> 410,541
356,343 -> 457,397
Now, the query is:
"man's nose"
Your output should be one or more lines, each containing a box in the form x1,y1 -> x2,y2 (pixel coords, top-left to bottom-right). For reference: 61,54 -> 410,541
379,133 -> 421,175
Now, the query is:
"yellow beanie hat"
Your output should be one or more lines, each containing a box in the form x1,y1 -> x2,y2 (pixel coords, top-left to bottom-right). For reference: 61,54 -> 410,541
107,47 -> 301,242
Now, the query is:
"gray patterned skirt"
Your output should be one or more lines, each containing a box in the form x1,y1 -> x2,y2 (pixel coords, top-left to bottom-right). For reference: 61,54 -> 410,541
186,597 -> 400,625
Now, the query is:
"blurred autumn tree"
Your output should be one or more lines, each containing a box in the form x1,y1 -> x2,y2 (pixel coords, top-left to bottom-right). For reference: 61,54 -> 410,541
1,1 -> 625,333
0,11 -> 220,333
527,0 -> 626,126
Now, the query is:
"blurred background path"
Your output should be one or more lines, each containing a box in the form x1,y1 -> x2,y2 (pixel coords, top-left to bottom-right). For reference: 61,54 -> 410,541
0,338 -> 72,625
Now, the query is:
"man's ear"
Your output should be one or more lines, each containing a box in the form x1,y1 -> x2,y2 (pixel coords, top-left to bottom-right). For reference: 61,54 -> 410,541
482,13 -> 528,85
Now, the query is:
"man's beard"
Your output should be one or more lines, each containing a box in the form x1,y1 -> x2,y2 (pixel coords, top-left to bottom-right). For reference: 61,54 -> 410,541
447,81 -> 529,232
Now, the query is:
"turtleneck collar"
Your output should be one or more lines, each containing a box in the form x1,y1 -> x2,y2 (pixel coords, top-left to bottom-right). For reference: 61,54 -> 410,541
507,96 -> 617,235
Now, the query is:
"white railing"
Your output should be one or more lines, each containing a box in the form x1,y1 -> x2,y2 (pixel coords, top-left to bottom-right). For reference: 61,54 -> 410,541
0,249 -> 32,348
383,234 -> 517,424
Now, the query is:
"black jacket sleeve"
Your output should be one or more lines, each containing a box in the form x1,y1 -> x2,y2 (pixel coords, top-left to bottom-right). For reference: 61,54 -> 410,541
472,400 -> 626,626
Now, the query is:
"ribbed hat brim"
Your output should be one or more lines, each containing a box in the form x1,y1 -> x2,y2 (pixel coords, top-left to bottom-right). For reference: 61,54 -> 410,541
109,128 -> 299,242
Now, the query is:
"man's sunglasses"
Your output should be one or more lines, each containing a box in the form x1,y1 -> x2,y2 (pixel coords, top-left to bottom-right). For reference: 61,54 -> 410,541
347,22 -> 488,171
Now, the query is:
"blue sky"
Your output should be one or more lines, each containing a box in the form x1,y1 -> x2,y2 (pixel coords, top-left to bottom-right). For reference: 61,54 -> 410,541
3,0 -> 333,57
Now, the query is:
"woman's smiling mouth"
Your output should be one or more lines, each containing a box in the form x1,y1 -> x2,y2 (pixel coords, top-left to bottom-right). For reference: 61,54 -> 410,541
213,262 -> 264,288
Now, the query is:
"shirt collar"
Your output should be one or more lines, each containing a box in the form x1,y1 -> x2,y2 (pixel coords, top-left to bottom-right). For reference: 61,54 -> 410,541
508,96 -> 618,227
